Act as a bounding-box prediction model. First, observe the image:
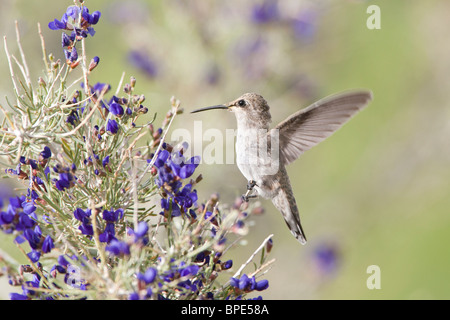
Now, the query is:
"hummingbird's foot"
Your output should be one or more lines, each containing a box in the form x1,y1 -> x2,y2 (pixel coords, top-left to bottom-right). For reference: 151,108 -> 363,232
242,181 -> 258,202
247,180 -> 257,191
242,194 -> 258,203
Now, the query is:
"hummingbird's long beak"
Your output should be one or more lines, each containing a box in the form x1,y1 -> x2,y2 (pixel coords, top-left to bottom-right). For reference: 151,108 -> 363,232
191,104 -> 228,114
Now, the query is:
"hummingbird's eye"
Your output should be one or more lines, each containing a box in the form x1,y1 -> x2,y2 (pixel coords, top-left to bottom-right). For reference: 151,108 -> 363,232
237,99 -> 246,107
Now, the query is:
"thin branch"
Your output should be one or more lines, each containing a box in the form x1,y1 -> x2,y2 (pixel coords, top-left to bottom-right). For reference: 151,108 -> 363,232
3,36 -> 20,99
249,258 -> 276,278
43,64 -> 66,106
114,128 -> 147,179
80,38 -> 90,96
232,234 -> 274,279
56,94 -> 97,138
90,200 -> 109,278
132,158 -> 139,229
115,71 -> 126,96
37,22 -> 50,74
15,21 -> 31,88
0,103 -> 14,129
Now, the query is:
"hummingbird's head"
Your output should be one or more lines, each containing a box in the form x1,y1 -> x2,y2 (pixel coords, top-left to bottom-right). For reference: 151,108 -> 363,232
191,93 -> 272,128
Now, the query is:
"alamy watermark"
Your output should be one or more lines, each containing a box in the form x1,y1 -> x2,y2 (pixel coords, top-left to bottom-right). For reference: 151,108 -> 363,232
366,5 -> 381,30
366,265 -> 381,290
170,121 -> 280,175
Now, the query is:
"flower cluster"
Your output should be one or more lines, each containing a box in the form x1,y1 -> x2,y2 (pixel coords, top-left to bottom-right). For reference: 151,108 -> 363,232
230,274 -> 269,293
9,274 -> 44,300
152,146 -> 201,218
2,146 -> 58,263
52,164 -> 77,191
50,254 -> 89,290
49,5 -> 101,67
0,195 -> 53,263
105,220 -> 149,257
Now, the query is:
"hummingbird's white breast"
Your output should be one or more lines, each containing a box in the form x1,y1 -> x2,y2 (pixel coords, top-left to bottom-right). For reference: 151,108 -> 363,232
235,126 -> 280,198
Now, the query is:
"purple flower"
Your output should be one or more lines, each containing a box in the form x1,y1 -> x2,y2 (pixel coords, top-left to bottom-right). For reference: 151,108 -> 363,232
81,7 -> 101,25
92,82 -> 111,96
314,243 -> 339,274
175,184 -> 197,209
99,222 -> 116,243
134,221 -> 149,238
251,0 -> 280,24
102,155 -> 110,167
0,210 -> 14,225
105,239 -> 130,256
180,265 -> 199,277
223,260 -> 233,270
89,56 -> 100,71
27,250 -> 41,263
292,10 -> 317,41
58,255 -> 71,268
17,212 -> 35,230
79,222 -> 93,236
204,211 -> 217,225
178,279 -> 201,292
102,208 -> 123,222
48,15 -> 69,31
42,235 -> 55,253
154,149 -> 170,168
106,119 -> 119,134
66,6 -> 80,20
40,146 -> 52,160
195,251 -> 210,265
24,227 -> 41,249
5,163 -> 24,178
137,267 -> 157,284
73,208 -> 91,223
128,221 -> 149,244
49,5 -> 101,34
9,196 -> 23,209
66,110 -> 79,126
230,274 -> 269,292
254,279 -> 269,291
10,293 -> 28,300
53,172 -> 74,191
109,102 -> 124,117
128,50 -> 158,78
179,157 -> 201,179
67,47 -> 78,62
22,202 -> 36,215
62,32 -> 71,47
129,292 -> 140,300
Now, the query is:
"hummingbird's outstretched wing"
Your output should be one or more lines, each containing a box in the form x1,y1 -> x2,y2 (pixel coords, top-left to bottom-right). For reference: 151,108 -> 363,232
272,90 -> 373,165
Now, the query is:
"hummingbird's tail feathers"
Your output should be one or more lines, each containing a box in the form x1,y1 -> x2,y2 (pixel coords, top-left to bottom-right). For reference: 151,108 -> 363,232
271,187 -> 307,245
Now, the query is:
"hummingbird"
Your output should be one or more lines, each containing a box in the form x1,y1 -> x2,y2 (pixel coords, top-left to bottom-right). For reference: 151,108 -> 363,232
191,90 -> 373,244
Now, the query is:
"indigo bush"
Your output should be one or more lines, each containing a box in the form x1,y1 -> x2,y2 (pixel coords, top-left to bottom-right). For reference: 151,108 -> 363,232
0,1 -> 273,300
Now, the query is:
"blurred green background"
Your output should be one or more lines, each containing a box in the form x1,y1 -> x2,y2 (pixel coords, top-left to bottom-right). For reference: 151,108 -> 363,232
1,0 -> 449,299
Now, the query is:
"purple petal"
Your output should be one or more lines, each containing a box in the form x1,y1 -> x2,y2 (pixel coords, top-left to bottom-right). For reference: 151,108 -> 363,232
255,279 -> 269,291
27,250 -> 41,263
42,235 -> 55,253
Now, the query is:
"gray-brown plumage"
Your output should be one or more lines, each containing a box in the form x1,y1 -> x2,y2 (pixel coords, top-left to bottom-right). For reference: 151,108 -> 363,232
192,90 -> 373,244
